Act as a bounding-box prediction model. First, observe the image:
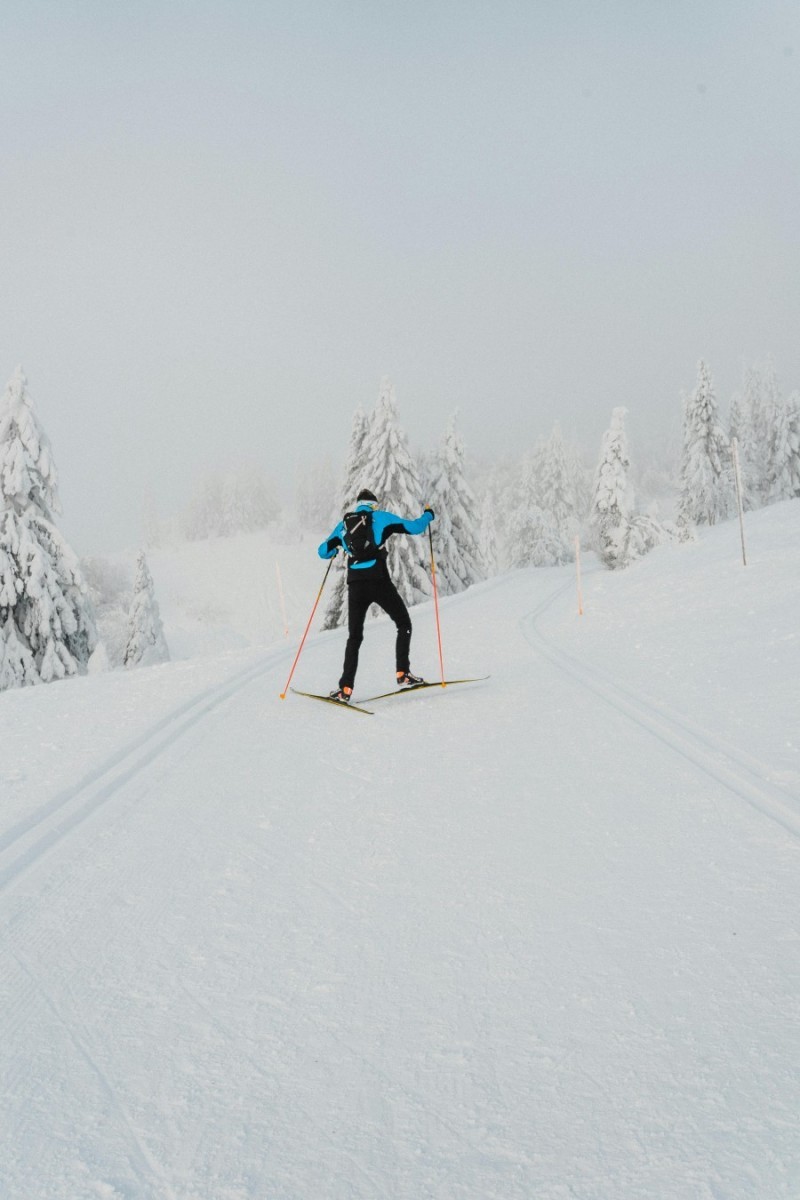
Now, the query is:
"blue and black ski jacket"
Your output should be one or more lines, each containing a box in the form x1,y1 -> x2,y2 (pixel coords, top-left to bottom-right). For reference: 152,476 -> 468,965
318,503 -> 433,572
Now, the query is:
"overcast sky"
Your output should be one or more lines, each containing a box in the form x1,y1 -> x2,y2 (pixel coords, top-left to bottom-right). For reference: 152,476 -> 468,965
2,0 -> 798,552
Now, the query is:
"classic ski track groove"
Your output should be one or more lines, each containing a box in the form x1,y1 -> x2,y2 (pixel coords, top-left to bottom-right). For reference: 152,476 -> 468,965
0,647 -> 290,900
0,576 -> 516,903
523,578 -> 800,841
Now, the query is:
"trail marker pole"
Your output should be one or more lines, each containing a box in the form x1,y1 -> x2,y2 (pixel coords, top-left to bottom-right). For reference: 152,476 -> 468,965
275,561 -> 289,638
279,557 -> 335,699
575,535 -> 584,616
731,437 -> 747,567
428,527 -> 446,686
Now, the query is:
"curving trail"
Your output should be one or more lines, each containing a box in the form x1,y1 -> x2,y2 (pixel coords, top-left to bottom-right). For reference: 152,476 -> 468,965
1,562 -> 798,1200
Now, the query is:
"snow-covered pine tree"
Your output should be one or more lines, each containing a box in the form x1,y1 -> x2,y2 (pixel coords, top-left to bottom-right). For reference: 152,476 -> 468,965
427,413 -> 484,594
536,423 -> 580,563
183,472 -> 225,540
124,551 -> 169,667
356,380 -> 431,607
506,450 -> 564,568
758,357 -> 781,504
677,360 -> 732,529
322,406 -> 370,630
0,366 -> 96,690
480,458 -> 516,571
222,464 -> 279,535
730,361 -> 776,509
478,490 -> 500,576
768,390 -> 800,502
295,458 -> 337,530
564,439 -> 592,534
590,407 -> 638,569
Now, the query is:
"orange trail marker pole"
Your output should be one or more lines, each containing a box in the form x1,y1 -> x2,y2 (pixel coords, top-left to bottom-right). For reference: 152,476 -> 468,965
428,527 -> 446,686
279,557 -> 335,699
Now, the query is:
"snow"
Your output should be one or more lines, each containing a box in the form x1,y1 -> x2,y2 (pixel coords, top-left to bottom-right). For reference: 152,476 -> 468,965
1,503 -> 799,1199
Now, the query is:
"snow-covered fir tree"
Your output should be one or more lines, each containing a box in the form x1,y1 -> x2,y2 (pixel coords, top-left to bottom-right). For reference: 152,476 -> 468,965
768,390 -> 800,502
537,423 -> 582,560
353,380 -> 431,608
590,407 -> 666,569
295,458 -> 337,530
728,361 -> 779,510
427,413 -> 484,594
0,366 -> 96,691
183,466 -> 278,540
124,551 -> 169,667
222,464 -> 279,534
677,360 -> 732,528
183,473 -> 225,540
322,406 -> 370,630
507,452 -> 567,568
505,426 -> 579,569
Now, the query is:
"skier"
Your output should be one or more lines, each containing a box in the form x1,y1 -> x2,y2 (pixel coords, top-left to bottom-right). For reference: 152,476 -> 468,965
318,489 -> 435,702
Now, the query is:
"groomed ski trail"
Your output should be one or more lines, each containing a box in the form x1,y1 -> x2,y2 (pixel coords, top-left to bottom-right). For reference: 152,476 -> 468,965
2,559 -> 799,1200
0,645 -> 297,903
522,577 -> 800,841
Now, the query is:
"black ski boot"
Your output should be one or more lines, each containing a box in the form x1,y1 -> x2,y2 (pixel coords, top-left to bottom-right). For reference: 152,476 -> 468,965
396,671 -> 425,687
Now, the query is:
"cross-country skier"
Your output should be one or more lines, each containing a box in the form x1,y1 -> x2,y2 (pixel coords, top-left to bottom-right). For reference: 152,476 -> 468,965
318,488 -> 435,702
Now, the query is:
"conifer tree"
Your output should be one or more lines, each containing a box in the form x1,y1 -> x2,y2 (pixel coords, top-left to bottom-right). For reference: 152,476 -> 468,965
357,379 -> 431,607
322,406 -> 370,630
0,366 -> 96,690
124,551 -> 170,667
536,423 -> 580,562
730,361 -> 779,509
222,464 -> 279,534
428,413 -> 484,594
590,407 -> 637,569
677,360 -> 732,528
768,390 -> 800,502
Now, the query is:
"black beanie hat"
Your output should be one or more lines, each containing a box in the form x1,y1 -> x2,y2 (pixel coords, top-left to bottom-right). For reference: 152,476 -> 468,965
357,489 -> 379,504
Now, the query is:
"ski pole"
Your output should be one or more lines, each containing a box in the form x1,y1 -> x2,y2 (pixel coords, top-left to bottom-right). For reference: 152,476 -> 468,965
279,557 -> 335,699
428,526 -> 446,686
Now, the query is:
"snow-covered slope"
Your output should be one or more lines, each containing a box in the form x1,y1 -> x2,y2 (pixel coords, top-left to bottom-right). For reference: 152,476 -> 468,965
1,504 -> 799,1200
145,528 -> 325,658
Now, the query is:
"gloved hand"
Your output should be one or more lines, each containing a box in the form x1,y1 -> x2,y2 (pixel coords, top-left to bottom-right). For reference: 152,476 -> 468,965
423,506 -> 435,521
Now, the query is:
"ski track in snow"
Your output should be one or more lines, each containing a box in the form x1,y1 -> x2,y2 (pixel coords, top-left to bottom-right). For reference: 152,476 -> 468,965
522,576 -> 800,842
2,531 -> 799,1200
0,646 -> 295,905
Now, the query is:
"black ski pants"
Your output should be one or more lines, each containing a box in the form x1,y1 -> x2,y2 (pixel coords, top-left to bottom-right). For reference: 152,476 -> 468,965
340,565 -> 411,690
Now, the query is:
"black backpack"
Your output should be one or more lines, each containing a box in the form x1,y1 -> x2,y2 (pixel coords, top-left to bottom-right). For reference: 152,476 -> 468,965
342,509 -> 381,563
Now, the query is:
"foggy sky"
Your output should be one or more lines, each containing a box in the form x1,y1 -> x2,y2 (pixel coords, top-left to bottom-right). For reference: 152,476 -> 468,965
2,0 -> 798,552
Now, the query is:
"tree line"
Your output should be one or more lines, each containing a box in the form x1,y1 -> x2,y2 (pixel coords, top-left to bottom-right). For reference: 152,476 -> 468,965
1,359 -> 798,691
